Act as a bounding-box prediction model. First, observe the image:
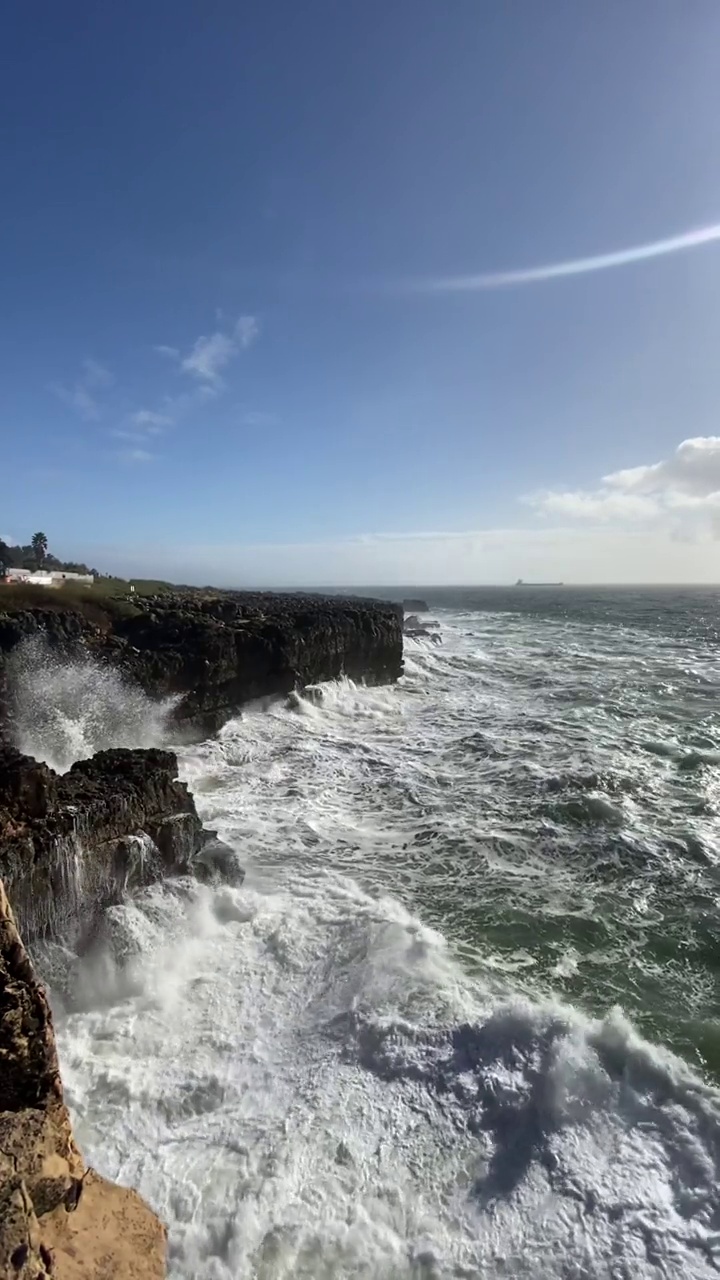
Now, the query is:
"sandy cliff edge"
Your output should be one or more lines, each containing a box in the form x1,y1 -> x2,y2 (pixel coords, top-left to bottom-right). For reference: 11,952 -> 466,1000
0,879 -> 166,1280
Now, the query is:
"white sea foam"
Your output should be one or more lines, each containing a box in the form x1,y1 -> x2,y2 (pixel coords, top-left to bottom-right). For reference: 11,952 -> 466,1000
43,607 -> 720,1277
55,870 -> 720,1278
7,636 -> 176,771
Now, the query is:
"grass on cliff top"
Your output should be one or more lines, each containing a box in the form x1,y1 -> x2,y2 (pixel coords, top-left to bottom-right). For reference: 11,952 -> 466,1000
0,577 -> 177,626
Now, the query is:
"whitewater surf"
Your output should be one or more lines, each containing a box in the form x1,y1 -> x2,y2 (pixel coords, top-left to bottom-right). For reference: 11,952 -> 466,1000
24,589 -> 720,1277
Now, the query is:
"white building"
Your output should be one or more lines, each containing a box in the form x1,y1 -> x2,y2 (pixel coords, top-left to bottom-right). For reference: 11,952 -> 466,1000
3,567 -> 94,588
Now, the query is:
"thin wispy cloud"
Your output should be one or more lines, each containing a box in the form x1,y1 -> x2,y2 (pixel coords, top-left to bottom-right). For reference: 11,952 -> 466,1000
182,331 -> 236,383
52,358 -> 114,420
157,314 -> 260,387
236,315 -> 259,348
110,407 -> 173,451
130,409 -> 173,430
413,222 -> 720,292
82,358 -> 114,388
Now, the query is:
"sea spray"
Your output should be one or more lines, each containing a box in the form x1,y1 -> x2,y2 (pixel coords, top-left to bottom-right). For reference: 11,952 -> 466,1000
7,636 -> 177,771
44,595 -> 720,1276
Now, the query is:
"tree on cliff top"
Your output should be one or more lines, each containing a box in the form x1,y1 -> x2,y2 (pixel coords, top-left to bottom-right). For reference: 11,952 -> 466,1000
31,531 -> 48,568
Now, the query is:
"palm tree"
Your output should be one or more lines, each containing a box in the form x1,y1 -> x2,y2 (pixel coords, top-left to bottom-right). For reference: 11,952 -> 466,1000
31,531 -> 48,568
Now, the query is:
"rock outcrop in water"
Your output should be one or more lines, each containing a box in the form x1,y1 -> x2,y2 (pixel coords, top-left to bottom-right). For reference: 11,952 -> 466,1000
404,614 -> 442,642
0,745 -> 231,945
0,879 -> 166,1278
0,590 -> 404,738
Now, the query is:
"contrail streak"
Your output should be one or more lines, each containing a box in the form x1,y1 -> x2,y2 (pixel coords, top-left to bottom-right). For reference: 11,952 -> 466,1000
418,223 -> 720,291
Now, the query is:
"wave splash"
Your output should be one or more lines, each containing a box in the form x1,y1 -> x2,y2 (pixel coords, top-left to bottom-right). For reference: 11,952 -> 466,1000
38,601 -> 720,1278
53,864 -> 720,1279
6,637 -> 176,771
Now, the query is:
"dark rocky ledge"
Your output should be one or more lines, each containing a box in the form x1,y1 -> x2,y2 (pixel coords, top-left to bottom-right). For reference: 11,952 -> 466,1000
0,589 -> 404,738
0,589 -> 402,1277
0,745 -> 235,946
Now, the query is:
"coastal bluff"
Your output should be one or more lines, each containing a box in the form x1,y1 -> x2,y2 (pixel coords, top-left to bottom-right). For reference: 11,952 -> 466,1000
0,746 -> 230,1278
0,880 -> 166,1279
0,745 -> 236,945
0,588 -> 404,738
0,588 -> 404,1278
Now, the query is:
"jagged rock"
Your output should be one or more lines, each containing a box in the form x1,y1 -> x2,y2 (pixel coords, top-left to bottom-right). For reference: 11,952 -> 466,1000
404,615 -> 443,642
402,598 -> 429,613
0,588 -> 402,1277
403,614 -> 422,632
0,746 -> 231,945
192,836 -> 246,886
0,880 -> 166,1278
0,591 -> 404,738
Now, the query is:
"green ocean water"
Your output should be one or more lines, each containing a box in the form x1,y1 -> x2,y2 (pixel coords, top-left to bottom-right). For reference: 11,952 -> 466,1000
396,588 -> 720,1079
240,585 -> 720,1077
44,586 -> 720,1276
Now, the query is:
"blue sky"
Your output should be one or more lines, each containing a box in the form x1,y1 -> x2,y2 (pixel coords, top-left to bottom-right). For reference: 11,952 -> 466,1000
3,1 -> 720,584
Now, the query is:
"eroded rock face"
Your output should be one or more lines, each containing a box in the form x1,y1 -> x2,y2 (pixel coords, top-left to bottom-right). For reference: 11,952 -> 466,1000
121,591 -> 404,735
0,745 -> 226,945
0,880 -> 167,1279
0,590 -> 404,738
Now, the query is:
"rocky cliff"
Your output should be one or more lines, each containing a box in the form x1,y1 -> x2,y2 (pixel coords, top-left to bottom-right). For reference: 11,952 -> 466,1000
0,745 -> 231,1277
0,880 -> 166,1278
0,587 -> 403,1278
0,745 -> 235,945
0,590 -> 404,738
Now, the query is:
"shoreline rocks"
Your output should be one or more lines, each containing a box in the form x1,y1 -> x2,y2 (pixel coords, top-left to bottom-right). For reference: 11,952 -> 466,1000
0,590 -> 404,739
0,745 -> 231,946
0,880 -> 166,1278
403,614 -> 442,642
0,746 -> 230,1277
0,588 -> 405,1277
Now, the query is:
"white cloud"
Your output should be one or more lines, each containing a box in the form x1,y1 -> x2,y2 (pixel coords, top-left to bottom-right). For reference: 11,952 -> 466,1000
110,408 -> 173,451
153,345 -> 180,360
530,489 -> 660,522
603,436 -> 720,498
182,331 -> 236,383
529,436 -> 720,535
110,429 -> 144,442
236,315 -> 259,348
52,359 -> 113,421
1,533 -> 14,545
175,314 -> 260,386
130,409 -> 173,431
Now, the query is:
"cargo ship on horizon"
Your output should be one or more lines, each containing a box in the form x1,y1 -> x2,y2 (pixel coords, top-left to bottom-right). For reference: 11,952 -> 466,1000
515,579 -> 564,587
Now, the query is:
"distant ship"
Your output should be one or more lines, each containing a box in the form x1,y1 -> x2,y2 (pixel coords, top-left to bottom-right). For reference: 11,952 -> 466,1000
515,579 -> 563,587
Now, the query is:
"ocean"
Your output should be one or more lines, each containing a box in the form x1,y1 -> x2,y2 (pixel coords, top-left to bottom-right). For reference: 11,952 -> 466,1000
29,586 -> 720,1278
